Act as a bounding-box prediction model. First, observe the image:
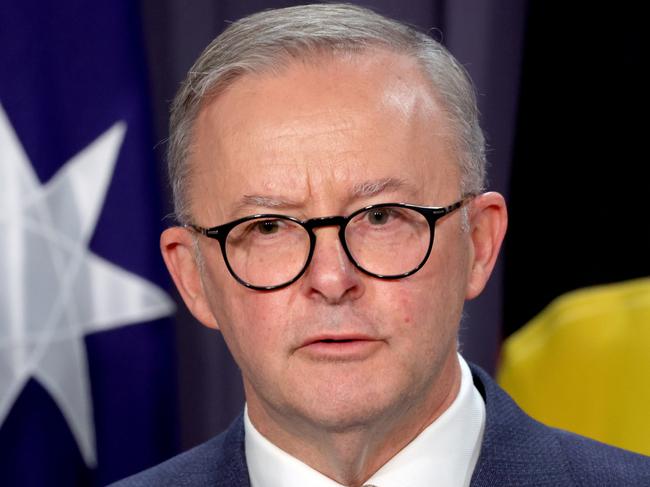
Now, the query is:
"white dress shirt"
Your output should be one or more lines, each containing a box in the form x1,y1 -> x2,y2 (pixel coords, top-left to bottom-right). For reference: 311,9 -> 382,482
245,354 -> 485,487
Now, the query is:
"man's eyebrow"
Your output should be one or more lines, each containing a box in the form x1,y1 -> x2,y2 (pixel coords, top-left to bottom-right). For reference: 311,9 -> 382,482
351,177 -> 411,198
233,194 -> 303,213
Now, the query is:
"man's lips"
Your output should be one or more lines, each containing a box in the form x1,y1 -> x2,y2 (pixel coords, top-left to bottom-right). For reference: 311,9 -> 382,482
301,333 -> 376,347
298,334 -> 383,360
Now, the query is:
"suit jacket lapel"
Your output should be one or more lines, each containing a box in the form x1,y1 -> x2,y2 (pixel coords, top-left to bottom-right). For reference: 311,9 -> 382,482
213,414 -> 251,487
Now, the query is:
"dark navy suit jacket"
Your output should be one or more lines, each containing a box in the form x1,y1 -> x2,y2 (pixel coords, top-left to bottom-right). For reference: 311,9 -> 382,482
113,365 -> 650,486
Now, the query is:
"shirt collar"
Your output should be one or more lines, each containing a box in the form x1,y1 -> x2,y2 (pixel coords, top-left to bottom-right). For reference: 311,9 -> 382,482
245,354 -> 485,487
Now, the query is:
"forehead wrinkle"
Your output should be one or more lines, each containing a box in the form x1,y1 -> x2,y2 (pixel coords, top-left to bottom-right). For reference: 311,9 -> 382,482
261,112 -> 359,148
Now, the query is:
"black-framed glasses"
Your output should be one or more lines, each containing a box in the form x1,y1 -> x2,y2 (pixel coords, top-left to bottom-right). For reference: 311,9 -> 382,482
188,198 -> 471,291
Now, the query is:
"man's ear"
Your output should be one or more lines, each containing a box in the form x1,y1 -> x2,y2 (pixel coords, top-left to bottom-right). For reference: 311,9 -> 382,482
160,227 -> 220,329
465,192 -> 508,300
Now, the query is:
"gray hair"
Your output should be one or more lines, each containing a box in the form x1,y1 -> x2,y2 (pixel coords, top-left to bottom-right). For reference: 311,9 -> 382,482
168,3 -> 486,223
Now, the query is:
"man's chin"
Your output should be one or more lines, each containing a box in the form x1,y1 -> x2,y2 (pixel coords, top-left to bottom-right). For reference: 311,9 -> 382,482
285,390 -> 405,434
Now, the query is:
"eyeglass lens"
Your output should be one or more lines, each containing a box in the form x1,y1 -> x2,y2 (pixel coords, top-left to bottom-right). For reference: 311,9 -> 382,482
345,206 -> 430,276
225,218 -> 311,288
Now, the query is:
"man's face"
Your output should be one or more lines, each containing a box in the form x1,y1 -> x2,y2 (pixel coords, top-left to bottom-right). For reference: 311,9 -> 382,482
167,51 -> 498,437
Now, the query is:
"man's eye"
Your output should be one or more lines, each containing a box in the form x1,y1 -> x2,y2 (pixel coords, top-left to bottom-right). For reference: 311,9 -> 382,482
367,209 -> 391,225
255,220 -> 281,235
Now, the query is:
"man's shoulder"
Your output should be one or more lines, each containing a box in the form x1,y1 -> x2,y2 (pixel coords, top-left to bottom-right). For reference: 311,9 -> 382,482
469,363 -> 650,486
110,434 -> 228,487
554,427 -> 650,485
109,414 -> 249,487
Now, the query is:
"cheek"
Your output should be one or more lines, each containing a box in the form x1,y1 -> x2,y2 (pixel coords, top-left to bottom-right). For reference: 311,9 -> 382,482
391,252 -> 468,348
393,289 -> 419,327
216,287 -> 293,367
384,283 -> 443,351
427,232 -> 471,311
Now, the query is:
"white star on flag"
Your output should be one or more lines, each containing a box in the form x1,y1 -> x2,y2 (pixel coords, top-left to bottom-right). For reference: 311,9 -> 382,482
0,104 -> 176,467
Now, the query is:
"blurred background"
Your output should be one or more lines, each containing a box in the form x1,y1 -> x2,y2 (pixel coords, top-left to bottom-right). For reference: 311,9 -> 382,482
1,0 -> 647,485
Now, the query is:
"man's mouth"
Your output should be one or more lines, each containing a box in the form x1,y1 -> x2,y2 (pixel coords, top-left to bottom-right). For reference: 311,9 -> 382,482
320,338 -> 357,343
299,334 -> 383,360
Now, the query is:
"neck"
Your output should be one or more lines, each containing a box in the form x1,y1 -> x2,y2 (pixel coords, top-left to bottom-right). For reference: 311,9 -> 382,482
246,354 -> 462,486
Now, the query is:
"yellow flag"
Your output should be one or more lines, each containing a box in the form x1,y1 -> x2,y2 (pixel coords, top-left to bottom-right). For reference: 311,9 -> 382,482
498,278 -> 650,456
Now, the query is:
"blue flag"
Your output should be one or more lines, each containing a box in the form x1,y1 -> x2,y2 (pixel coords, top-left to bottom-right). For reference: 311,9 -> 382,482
0,1 -> 179,485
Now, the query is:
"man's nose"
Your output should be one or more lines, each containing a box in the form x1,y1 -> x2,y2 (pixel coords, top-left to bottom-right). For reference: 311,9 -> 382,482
302,227 -> 364,303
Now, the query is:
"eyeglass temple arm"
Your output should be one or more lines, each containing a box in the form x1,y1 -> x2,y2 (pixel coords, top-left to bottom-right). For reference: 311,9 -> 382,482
442,194 -> 476,214
185,224 -> 210,236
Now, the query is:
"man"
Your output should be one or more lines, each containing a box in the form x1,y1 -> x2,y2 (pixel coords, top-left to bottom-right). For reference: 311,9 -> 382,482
115,4 -> 650,486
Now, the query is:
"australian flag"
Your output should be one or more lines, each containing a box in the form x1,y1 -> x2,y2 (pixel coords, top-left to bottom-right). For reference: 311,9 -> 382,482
0,1 -> 179,485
